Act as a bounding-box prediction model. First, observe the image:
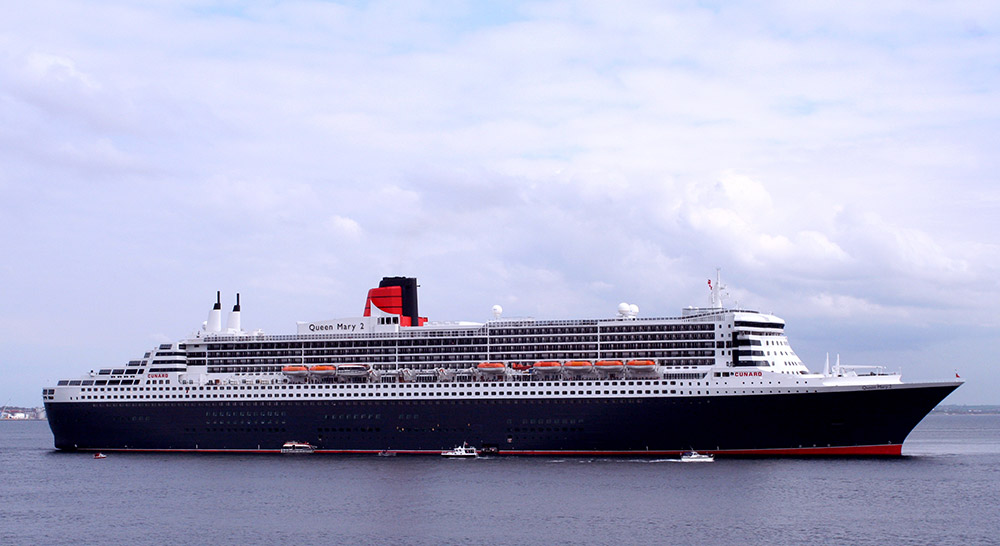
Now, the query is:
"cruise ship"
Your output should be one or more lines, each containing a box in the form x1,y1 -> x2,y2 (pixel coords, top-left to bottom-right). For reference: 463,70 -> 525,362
43,274 -> 961,456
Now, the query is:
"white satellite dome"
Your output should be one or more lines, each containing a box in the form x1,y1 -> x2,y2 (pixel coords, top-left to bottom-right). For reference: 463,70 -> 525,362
629,304 -> 639,316
492,305 -> 503,319
618,302 -> 630,316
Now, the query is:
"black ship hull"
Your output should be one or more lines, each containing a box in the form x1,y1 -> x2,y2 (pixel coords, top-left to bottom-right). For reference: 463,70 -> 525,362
45,382 -> 958,456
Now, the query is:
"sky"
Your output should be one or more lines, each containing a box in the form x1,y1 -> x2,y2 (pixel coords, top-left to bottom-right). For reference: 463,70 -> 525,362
1,1 -> 998,407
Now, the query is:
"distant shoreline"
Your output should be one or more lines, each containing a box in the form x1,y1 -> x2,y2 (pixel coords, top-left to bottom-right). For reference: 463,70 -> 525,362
1,406 -> 47,420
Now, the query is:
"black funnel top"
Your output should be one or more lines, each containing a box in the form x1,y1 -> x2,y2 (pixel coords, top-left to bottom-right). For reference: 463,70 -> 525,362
379,277 -> 418,326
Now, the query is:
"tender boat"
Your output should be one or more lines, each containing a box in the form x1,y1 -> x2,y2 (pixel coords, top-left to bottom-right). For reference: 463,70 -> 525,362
280,441 -> 315,454
377,450 -> 397,457
680,450 -> 714,462
93,452 -> 106,459
336,363 -> 369,377
441,444 -> 478,458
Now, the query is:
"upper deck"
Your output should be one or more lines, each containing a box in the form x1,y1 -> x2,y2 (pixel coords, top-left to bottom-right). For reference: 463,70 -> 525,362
44,275 -> 830,396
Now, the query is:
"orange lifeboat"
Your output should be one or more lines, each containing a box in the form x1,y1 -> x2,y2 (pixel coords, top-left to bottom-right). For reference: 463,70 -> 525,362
533,361 -> 562,374
563,360 -> 594,375
626,360 -> 657,374
595,360 -> 625,373
309,365 -> 337,377
282,365 -> 309,377
477,362 -> 506,375
511,362 -> 531,371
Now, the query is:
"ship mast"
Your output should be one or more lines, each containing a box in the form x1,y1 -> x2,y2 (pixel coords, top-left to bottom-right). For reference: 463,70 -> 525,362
710,268 -> 726,308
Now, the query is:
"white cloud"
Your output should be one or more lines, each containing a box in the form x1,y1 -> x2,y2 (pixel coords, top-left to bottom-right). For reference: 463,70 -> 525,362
804,292 -> 910,320
832,208 -> 973,283
324,215 -> 362,240
26,52 -> 100,90
1,1 -> 999,404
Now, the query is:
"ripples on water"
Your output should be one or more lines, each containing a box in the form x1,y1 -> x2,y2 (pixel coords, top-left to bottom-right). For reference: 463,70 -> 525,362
2,415 -> 999,546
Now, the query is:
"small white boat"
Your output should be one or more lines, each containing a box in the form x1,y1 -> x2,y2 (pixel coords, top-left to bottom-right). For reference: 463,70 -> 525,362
680,450 -> 714,462
441,444 -> 478,458
93,452 -> 107,459
280,441 -> 315,454
377,450 -> 397,457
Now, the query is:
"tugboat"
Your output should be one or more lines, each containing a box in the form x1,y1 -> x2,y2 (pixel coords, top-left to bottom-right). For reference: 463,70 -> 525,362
441,443 -> 478,458
680,450 -> 714,462
280,441 -> 315,454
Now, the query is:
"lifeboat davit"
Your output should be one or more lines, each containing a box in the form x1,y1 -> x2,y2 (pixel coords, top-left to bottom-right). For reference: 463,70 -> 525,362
595,360 -> 625,373
626,359 -> 657,373
337,364 -> 370,377
477,362 -> 506,375
309,365 -> 337,377
282,365 -> 309,378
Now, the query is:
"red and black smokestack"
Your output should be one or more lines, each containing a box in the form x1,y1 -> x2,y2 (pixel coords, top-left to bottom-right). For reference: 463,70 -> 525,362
379,276 -> 418,326
364,276 -> 421,326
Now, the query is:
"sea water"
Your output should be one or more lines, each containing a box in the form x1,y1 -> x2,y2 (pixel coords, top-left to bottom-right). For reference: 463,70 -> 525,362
2,414 -> 999,545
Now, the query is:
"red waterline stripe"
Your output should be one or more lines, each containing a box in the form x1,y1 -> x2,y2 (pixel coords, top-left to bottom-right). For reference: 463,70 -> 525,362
465,445 -> 903,456
710,444 -> 902,456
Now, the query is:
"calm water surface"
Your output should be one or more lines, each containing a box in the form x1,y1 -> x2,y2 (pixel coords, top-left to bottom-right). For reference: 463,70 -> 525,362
2,415 -> 999,545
